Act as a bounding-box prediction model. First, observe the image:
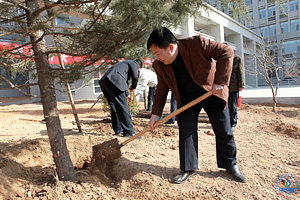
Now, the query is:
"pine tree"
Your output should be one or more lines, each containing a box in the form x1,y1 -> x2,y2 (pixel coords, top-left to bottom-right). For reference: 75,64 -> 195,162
0,0 -> 252,181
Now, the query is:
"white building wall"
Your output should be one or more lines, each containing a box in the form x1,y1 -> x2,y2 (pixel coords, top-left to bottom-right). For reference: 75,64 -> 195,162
181,15 -> 195,38
30,3 -> 264,102
176,3 -> 262,89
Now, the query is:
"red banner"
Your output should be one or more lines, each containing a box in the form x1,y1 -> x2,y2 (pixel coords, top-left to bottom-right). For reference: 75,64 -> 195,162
0,41 -> 154,65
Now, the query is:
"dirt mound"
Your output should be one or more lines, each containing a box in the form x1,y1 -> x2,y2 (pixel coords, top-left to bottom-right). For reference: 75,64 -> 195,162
258,119 -> 300,139
0,102 -> 299,199
275,122 -> 300,139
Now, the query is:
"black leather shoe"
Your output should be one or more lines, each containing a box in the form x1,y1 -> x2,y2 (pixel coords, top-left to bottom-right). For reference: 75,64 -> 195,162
226,164 -> 246,183
173,171 -> 196,184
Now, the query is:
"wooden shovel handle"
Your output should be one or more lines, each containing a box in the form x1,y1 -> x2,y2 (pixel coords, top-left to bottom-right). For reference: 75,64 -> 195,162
129,90 -> 133,111
120,91 -> 213,148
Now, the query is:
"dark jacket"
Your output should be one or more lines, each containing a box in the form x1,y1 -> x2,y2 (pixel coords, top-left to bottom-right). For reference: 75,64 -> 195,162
100,60 -> 139,94
229,55 -> 245,92
151,35 -> 234,117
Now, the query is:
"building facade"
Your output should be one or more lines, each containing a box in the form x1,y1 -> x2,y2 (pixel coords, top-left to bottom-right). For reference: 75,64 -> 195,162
1,4 -> 263,102
207,0 -> 300,86
248,0 -> 300,85
172,4 -> 263,89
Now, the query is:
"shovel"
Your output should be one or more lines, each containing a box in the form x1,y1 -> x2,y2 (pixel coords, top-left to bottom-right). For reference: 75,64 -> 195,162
88,94 -> 102,112
90,91 -> 213,173
120,91 -> 212,147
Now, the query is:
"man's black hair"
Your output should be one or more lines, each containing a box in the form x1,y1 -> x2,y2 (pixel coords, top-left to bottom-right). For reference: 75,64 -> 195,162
147,27 -> 177,50
134,58 -> 143,68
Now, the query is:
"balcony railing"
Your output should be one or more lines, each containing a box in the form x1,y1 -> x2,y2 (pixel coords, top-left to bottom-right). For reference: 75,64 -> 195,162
194,31 -> 216,41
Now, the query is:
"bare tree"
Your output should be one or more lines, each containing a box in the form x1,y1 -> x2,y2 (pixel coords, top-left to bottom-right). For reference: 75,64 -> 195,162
246,41 -> 299,112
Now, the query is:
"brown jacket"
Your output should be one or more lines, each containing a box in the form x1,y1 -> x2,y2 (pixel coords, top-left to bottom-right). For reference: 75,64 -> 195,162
229,55 -> 245,92
151,35 -> 234,117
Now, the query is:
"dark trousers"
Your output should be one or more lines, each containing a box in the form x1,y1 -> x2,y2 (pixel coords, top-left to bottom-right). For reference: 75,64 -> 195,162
178,95 -> 237,171
147,86 -> 156,112
100,78 -> 135,135
228,91 -> 239,128
169,92 -> 177,122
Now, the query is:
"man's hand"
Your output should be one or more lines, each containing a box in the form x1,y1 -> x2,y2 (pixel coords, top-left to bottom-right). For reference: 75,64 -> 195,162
212,84 -> 224,95
149,114 -> 159,130
128,89 -> 135,101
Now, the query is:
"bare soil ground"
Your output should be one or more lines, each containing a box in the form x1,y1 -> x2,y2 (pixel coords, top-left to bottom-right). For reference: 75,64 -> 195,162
0,99 -> 299,200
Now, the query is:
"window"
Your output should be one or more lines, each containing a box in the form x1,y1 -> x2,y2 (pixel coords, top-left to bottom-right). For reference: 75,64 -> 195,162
93,72 -> 102,93
282,40 -> 300,54
291,19 -> 299,32
268,6 -> 276,17
259,8 -> 266,19
206,0 -> 217,6
228,2 -> 233,16
220,4 -> 226,13
269,24 -> 277,36
248,12 -> 253,25
290,0 -> 299,12
240,17 -> 246,25
280,3 -> 288,15
246,0 -> 252,5
270,45 -> 278,56
280,21 -> 289,33
260,26 -> 268,37
0,68 -> 28,88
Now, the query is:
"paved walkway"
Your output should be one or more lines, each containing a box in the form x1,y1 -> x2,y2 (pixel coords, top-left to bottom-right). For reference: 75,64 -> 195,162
0,96 -> 36,106
240,85 -> 300,104
1,85 -> 299,106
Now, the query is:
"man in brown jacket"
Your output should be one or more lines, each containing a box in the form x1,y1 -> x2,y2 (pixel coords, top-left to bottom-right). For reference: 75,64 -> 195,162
228,54 -> 245,132
147,27 -> 246,184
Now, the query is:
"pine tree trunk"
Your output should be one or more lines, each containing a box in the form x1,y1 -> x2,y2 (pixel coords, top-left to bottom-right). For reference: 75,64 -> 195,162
25,0 -> 76,181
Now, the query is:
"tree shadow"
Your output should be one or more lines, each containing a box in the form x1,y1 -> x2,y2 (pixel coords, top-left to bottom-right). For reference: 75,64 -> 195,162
80,118 -> 112,125
277,110 -> 299,118
0,106 -> 103,117
39,128 -> 87,136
